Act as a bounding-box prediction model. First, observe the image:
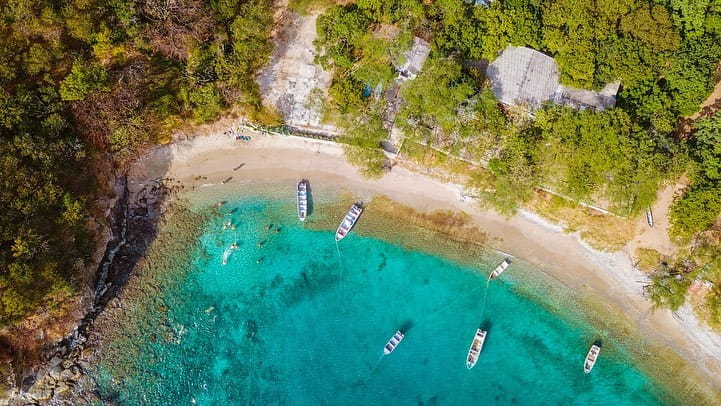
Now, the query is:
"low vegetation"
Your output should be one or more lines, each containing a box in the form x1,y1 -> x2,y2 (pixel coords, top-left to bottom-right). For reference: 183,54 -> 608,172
635,248 -> 664,274
527,193 -> 635,252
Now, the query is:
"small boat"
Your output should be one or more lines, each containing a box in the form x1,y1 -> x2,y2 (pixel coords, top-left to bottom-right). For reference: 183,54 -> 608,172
488,259 -> 510,281
222,249 -> 232,265
584,344 -> 601,373
335,202 -> 363,241
466,328 -> 487,369
383,330 -> 405,355
297,179 -> 308,221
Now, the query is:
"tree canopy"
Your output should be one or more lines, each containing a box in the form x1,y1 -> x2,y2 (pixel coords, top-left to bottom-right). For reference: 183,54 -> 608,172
670,110 -> 721,240
0,0 -> 275,326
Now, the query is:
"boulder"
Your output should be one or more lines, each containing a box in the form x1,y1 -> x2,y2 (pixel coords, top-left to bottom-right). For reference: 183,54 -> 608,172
27,383 -> 53,401
53,381 -> 71,395
80,347 -> 95,361
48,356 -> 63,368
21,374 -> 36,390
48,365 -> 63,380
58,365 -> 81,381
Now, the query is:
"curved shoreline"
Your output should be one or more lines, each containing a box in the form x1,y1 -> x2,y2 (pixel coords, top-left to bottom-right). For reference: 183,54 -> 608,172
90,191 -> 682,404
124,128 -> 721,399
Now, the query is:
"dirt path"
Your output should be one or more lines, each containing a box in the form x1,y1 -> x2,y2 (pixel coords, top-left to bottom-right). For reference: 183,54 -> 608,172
256,5 -> 337,133
627,179 -> 687,261
691,79 -> 721,120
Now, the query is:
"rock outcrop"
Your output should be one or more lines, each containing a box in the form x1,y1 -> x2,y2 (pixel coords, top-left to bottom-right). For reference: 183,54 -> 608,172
2,164 -> 179,404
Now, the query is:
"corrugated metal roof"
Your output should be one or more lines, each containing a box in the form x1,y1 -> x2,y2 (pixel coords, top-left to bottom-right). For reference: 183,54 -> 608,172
398,37 -> 431,80
487,46 -> 618,112
554,81 -> 620,110
487,46 -> 559,109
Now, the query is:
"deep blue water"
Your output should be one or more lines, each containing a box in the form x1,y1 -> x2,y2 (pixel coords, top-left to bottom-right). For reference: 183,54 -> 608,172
92,197 -> 670,405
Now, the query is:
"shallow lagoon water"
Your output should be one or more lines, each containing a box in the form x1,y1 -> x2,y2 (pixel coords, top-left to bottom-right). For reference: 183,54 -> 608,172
92,196 -> 672,405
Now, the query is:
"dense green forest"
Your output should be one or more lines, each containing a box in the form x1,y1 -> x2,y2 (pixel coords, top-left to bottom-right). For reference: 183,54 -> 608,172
0,0 -> 274,327
313,0 -> 721,321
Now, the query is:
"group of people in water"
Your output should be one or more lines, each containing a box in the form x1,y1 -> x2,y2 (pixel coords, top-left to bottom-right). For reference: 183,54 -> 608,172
218,203 -> 283,266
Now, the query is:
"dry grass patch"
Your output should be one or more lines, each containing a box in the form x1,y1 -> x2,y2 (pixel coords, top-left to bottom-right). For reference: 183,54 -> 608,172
634,248 -> 663,273
399,141 -> 477,182
527,191 -> 635,251
688,283 -> 721,334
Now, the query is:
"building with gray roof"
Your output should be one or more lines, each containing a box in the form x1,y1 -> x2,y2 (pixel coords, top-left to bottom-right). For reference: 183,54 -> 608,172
487,46 -> 619,112
397,37 -> 431,81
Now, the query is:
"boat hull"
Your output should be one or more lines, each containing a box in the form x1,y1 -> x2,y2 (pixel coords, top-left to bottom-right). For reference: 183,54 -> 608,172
297,180 -> 308,221
335,202 -> 363,241
466,328 -> 487,369
383,330 -> 405,355
488,259 -> 510,280
584,344 -> 601,373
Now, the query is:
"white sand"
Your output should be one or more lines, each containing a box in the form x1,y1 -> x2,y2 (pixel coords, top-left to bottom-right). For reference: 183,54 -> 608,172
129,127 -> 721,394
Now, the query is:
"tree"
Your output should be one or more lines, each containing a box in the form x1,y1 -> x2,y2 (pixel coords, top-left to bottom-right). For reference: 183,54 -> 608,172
668,0 -> 713,39
181,84 -> 223,123
690,109 -> 721,181
398,57 -> 475,136
646,263 -> 695,311
669,184 -> 721,240
59,59 -> 110,101
341,109 -> 388,178
141,0 -> 214,60
670,110 -> 721,239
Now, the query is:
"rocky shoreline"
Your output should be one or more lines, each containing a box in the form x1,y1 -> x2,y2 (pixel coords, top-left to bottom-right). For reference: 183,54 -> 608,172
2,167 -> 179,405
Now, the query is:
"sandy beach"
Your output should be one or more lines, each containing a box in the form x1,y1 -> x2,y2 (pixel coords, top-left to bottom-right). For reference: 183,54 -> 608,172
129,126 -> 721,396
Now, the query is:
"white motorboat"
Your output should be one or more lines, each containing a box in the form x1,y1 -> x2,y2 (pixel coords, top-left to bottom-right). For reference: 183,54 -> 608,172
488,259 -> 510,281
466,328 -> 487,369
383,330 -> 405,355
584,344 -> 601,373
335,202 -> 363,241
297,179 -> 308,221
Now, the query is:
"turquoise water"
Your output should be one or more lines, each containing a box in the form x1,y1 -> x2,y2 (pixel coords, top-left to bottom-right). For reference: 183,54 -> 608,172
93,197 -> 671,405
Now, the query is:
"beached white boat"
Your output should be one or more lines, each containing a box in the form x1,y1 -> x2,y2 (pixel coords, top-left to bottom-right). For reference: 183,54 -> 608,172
383,330 -> 405,355
584,344 -> 601,373
297,179 -> 308,221
488,259 -> 510,281
335,202 -> 363,241
466,328 -> 487,369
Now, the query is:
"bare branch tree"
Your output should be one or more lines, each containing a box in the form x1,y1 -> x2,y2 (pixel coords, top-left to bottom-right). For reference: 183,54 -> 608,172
140,0 -> 214,60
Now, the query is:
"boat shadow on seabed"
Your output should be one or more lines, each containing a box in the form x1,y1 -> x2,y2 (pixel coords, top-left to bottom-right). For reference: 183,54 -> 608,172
305,179 -> 314,218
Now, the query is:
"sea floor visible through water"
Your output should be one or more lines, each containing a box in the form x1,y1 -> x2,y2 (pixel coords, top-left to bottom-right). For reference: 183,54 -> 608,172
90,185 -> 682,405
